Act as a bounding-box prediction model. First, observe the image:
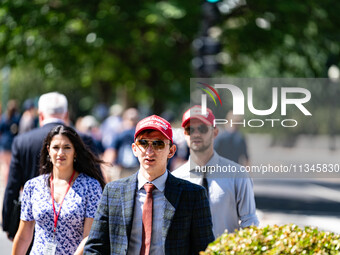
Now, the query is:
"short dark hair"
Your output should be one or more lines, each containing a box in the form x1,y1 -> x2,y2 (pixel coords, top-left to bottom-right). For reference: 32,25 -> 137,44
40,125 -> 105,189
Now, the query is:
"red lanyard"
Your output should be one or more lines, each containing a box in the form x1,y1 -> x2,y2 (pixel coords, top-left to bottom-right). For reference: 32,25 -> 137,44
50,170 -> 76,234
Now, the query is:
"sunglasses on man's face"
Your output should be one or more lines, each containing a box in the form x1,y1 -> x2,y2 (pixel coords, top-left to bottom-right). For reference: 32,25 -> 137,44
184,125 -> 210,135
135,139 -> 169,151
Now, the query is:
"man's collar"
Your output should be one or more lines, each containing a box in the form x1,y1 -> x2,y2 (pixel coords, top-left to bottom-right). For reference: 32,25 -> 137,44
205,151 -> 219,166
188,151 -> 219,175
137,170 -> 168,192
189,151 -> 219,169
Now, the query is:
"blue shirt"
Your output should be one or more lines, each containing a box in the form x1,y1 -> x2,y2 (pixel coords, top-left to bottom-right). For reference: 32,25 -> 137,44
173,152 -> 259,236
127,170 -> 168,255
111,128 -> 139,168
0,113 -> 20,151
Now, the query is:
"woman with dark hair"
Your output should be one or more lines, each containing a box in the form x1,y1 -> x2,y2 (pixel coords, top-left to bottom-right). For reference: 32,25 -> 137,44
12,125 -> 106,255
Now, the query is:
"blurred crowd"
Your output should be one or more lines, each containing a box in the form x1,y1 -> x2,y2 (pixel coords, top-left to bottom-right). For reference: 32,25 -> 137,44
0,97 -> 251,186
0,99 -> 190,185
0,99 -> 36,184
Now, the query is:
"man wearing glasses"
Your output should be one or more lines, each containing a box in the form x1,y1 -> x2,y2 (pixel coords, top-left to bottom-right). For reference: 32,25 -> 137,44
84,115 -> 214,254
173,106 -> 259,237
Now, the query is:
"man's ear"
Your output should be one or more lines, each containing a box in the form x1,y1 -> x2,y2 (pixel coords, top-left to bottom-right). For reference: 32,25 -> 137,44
132,143 -> 138,157
168,144 -> 177,159
38,112 -> 44,126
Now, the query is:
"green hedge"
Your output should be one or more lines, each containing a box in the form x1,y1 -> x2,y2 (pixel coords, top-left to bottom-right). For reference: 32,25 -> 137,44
201,224 -> 340,254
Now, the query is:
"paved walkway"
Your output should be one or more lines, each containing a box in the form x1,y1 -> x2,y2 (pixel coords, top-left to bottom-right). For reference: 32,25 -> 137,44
0,231 -> 12,254
258,210 -> 340,234
0,162 -> 7,227
0,162 -> 12,254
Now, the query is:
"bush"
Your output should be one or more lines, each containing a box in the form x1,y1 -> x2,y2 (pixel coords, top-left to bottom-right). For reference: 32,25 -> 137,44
201,224 -> 340,255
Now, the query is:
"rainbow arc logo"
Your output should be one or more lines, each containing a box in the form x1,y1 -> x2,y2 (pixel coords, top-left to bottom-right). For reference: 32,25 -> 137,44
198,82 -> 223,106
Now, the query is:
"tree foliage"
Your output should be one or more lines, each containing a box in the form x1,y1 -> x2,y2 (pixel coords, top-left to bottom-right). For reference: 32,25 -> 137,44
219,0 -> 340,77
0,0 -> 200,115
0,0 -> 339,118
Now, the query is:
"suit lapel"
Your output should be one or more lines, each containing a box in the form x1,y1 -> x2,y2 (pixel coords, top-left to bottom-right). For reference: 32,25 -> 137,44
121,173 -> 138,241
163,173 -> 183,240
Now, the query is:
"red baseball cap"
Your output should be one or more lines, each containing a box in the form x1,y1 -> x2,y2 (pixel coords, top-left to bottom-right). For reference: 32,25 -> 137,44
182,105 -> 215,127
134,115 -> 173,143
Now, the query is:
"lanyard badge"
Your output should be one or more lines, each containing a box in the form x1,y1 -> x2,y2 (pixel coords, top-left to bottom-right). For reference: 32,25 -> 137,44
48,170 -> 76,253
44,242 -> 57,255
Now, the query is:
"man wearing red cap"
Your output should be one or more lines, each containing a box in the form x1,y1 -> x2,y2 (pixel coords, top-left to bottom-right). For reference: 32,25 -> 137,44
173,106 -> 259,237
84,115 -> 214,254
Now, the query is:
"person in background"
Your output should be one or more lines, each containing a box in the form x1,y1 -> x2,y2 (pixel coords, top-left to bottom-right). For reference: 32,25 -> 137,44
92,103 -> 109,124
0,99 -> 20,184
214,110 -> 250,166
168,125 -> 190,171
75,115 -> 105,156
102,108 -> 139,181
173,105 -> 259,237
84,115 -> 214,254
100,104 -> 124,150
161,110 -> 190,172
2,92 -> 100,240
18,99 -> 38,134
12,125 -> 105,254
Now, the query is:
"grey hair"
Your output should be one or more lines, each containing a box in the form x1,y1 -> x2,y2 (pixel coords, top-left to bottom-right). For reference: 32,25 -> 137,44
38,92 -> 68,115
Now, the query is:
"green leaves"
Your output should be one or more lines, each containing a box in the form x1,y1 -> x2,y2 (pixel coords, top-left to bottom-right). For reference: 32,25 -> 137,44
201,224 -> 340,254
1,0 -> 339,116
0,0 -> 201,115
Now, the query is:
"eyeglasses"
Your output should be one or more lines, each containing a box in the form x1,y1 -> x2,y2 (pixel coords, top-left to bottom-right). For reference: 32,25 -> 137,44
135,139 -> 170,151
184,125 -> 210,135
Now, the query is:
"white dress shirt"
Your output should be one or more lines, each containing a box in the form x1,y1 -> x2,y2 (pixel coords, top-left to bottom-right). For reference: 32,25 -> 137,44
41,118 -> 65,126
127,170 -> 168,255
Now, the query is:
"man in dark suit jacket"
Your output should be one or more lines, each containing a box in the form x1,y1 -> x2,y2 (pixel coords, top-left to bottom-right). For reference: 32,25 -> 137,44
84,115 -> 214,255
2,92 -> 98,239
